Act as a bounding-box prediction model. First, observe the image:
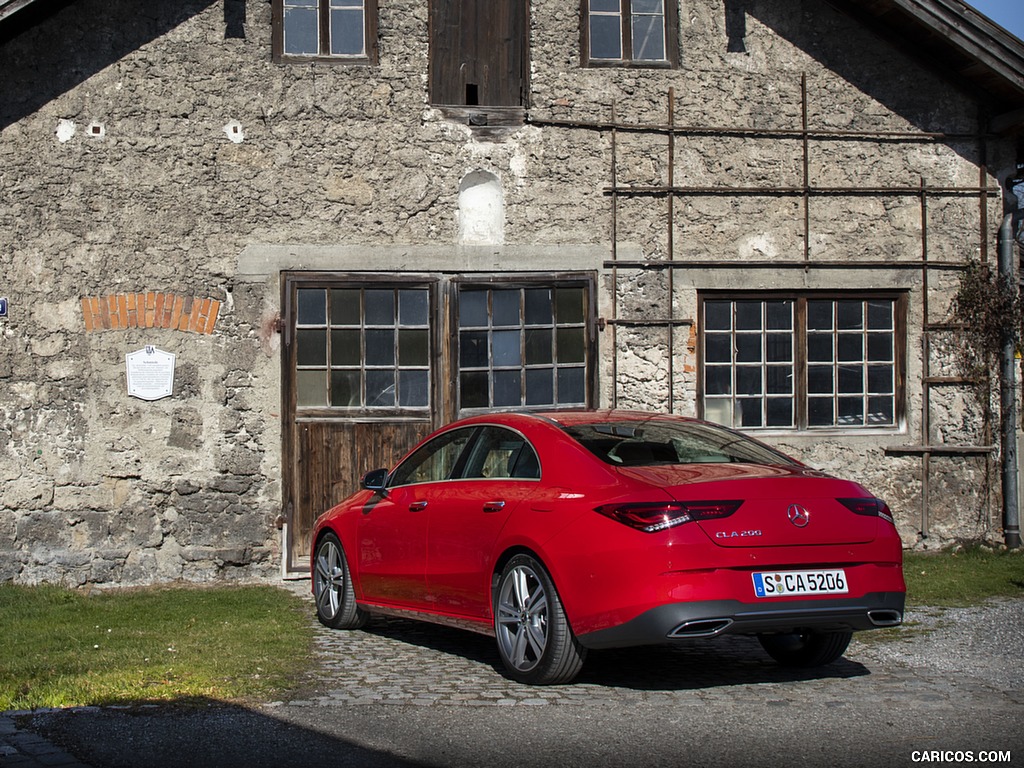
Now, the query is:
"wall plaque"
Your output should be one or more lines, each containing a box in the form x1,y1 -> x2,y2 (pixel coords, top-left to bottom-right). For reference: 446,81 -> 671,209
126,346 -> 175,401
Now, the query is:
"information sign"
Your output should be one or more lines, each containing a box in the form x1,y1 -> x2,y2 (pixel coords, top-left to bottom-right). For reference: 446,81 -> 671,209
125,346 -> 175,401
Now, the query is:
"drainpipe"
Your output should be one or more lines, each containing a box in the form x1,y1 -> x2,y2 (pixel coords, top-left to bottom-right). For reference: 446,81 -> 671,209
1001,172 -> 1022,549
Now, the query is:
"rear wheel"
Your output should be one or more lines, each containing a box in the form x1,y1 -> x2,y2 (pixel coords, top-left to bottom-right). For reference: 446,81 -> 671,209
313,532 -> 367,630
494,554 -> 586,685
758,630 -> 852,667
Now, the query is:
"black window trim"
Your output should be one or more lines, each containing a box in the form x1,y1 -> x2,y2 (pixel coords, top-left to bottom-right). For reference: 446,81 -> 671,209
697,290 -> 908,434
581,0 -> 680,69
387,426 -> 478,488
272,0 -> 379,65
387,424 -> 542,488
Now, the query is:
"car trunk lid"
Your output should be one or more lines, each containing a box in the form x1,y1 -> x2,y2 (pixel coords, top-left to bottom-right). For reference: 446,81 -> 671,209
614,464 -> 880,547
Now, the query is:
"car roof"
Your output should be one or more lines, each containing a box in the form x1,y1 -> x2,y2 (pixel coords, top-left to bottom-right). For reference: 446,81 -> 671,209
532,410 -> 701,428
448,410 -> 702,431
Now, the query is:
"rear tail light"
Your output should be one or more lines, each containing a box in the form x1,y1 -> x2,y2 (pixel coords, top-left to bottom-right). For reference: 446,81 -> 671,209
595,500 -> 743,533
838,497 -> 896,525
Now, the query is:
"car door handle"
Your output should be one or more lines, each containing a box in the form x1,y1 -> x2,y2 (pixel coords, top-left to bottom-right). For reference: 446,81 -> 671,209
409,500 -> 428,512
483,500 -> 506,513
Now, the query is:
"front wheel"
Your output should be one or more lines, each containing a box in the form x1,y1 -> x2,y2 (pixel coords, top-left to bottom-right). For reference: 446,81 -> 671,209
758,630 -> 853,667
313,532 -> 367,630
494,554 -> 586,685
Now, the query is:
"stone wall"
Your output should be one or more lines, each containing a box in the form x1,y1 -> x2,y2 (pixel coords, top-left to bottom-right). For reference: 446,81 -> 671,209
0,0 -> 1017,585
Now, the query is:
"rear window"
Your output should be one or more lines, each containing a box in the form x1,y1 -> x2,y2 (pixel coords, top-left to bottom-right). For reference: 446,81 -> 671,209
562,420 -> 798,467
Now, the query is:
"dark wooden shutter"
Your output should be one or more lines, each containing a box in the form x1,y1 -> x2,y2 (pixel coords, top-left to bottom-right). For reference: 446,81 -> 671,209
429,0 -> 527,107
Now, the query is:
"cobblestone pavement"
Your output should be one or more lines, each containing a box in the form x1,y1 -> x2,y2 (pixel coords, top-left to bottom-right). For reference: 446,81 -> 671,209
5,586 -> 1022,768
294,611 -> 881,707
284,584 -> 1023,710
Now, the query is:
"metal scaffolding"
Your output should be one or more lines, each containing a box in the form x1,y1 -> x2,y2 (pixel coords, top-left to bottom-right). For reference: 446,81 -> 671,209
532,76 -> 1000,538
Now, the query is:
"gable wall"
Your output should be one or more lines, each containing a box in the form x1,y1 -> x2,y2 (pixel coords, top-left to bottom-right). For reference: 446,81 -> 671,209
0,0 -> 1016,585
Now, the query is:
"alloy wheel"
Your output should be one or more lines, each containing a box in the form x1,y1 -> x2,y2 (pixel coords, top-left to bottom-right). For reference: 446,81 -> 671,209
496,562 -> 550,672
314,538 -> 345,620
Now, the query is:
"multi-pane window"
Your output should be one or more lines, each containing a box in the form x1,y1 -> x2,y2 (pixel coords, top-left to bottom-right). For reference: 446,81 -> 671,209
704,300 -> 795,429
275,0 -> 376,61
806,299 -> 897,427
702,296 -> 902,430
585,0 -> 677,66
295,287 -> 431,410
458,286 -> 589,411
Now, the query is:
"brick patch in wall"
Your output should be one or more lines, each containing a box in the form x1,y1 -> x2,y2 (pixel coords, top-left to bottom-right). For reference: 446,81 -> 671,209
81,293 -> 221,334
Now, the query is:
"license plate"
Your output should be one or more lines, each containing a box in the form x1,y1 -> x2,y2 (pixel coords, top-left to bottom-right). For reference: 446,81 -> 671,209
752,569 -> 848,598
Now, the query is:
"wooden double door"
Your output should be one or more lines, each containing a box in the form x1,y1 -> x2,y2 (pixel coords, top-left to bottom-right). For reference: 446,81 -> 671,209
281,272 -> 596,572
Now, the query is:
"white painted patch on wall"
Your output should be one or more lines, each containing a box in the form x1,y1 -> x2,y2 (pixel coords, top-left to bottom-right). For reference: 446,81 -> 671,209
223,120 -> 245,143
509,152 -> 528,179
458,171 -> 504,245
738,232 -> 777,260
56,120 -> 76,143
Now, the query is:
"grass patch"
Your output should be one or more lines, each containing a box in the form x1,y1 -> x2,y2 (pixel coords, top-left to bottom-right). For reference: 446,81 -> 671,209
903,548 -> 1024,606
0,584 -> 314,712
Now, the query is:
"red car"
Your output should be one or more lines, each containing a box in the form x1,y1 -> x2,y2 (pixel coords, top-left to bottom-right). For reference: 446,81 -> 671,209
311,410 -> 905,685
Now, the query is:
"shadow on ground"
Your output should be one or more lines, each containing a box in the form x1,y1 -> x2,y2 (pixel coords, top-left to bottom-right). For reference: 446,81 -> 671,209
360,616 -> 870,690
19,700 -> 431,768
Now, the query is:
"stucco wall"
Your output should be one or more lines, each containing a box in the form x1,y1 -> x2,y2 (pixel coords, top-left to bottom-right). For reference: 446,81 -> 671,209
0,0 -> 1016,585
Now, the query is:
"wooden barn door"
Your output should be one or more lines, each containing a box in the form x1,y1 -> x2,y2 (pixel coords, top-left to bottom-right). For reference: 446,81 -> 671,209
281,274 -> 438,573
429,0 -> 529,107
281,271 -> 598,574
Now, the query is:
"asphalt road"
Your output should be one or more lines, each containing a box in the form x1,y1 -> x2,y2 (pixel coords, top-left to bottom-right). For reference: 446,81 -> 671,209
5,591 -> 1022,768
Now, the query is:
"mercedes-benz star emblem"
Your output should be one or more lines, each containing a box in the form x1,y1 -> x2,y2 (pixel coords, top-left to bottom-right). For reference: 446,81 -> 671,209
787,504 -> 810,528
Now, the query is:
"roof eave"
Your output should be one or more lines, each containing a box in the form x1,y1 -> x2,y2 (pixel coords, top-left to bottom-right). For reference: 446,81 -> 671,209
0,0 -> 41,24
900,0 -> 1024,94
828,0 -> 1024,116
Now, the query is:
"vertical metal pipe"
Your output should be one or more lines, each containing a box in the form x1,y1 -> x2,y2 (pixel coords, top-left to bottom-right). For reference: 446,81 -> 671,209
801,74 -> 810,265
611,102 -> 619,410
999,213 -> 1021,548
920,177 -> 931,539
667,88 -> 676,412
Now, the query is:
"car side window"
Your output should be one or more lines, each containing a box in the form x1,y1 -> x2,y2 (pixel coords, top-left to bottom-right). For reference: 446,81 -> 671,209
461,427 -> 541,480
389,428 -> 475,487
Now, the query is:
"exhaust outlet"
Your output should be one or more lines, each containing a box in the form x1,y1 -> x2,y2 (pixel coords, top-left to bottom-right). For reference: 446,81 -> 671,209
668,618 -> 734,638
867,609 -> 902,627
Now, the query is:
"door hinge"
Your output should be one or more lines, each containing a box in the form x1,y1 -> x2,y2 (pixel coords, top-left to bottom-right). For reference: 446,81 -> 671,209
276,501 -> 292,530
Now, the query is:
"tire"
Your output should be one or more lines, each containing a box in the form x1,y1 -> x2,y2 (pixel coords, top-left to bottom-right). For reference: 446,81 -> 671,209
494,554 -> 586,685
758,630 -> 853,667
313,532 -> 367,630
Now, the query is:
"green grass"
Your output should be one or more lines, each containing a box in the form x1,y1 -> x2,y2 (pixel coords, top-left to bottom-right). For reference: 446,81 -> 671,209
2,550 -> 1021,711
903,547 -> 1024,606
0,584 -> 314,712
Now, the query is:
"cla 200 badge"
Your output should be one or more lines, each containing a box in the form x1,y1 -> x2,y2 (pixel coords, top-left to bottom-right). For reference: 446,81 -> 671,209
715,530 -> 762,539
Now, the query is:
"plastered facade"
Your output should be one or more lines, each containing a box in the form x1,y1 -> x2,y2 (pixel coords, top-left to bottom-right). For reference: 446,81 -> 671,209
0,0 -> 1018,585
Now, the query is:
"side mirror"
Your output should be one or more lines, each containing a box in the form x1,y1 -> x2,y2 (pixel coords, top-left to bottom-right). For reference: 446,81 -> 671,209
361,468 -> 389,496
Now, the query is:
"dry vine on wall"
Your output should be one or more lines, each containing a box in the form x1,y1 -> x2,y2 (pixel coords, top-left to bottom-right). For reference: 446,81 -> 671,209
951,258 -> 1023,392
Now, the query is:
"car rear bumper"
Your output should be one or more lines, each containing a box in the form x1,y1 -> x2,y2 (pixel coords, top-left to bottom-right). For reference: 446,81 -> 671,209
575,591 -> 906,649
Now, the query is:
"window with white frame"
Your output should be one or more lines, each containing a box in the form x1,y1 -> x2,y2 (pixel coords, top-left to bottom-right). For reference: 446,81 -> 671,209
274,0 -> 377,62
583,0 -> 678,66
701,295 -> 904,430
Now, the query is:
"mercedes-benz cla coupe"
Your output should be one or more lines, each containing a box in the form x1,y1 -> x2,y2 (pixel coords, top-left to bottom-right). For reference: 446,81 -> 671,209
312,410 -> 905,684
